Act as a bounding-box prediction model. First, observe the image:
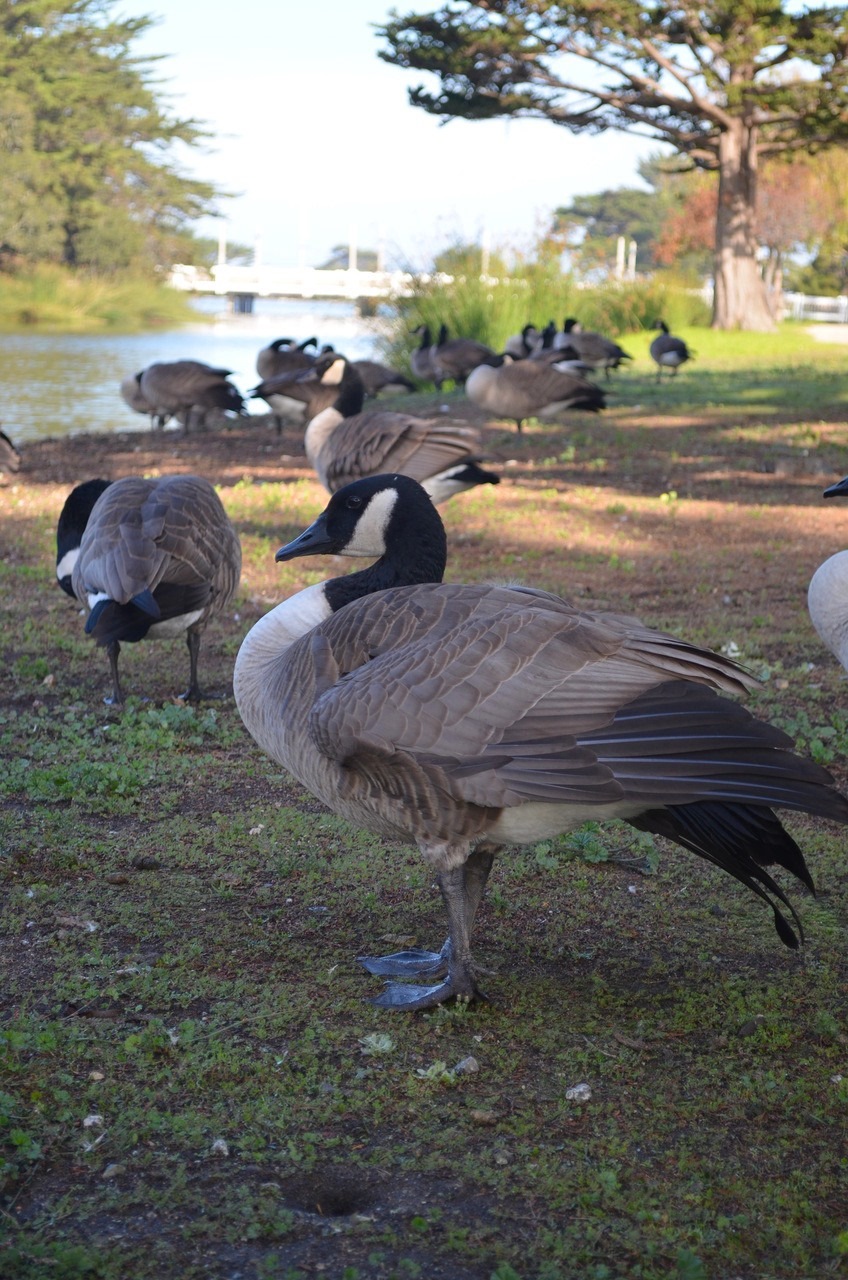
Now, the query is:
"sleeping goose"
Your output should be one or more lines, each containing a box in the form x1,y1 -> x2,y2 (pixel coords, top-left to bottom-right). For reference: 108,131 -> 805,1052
57,475 -> 241,704
559,319 -> 633,379
296,352 -> 500,503
255,336 -> 317,382
650,321 -> 692,380
234,473 -> 848,1011
465,355 -> 606,431
139,361 -> 245,433
808,474 -> 848,670
430,324 -> 502,391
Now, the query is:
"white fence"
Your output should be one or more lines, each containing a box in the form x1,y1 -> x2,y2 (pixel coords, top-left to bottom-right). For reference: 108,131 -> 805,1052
167,262 -> 417,301
784,291 -> 848,323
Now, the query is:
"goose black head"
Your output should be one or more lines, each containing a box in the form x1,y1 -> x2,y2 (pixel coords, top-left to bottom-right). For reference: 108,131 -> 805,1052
275,474 -> 448,586
56,478 -> 112,596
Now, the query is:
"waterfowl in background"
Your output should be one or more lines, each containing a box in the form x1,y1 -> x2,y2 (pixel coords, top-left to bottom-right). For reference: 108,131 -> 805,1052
650,321 -> 692,380
504,324 -> 541,359
255,336 -> 317,382
559,319 -> 633,378
296,353 -> 500,503
351,360 -> 415,398
119,371 -> 173,430
430,324 -> 503,391
234,473 -> 848,1010
410,324 -> 436,384
139,361 -> 245,433
465,355 -> 605,431
0,428 -> 21,476
808,475 -> 848,671
57,475 -> 241,704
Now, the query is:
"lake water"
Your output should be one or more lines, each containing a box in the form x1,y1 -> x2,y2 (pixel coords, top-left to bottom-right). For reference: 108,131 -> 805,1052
0,296 -> 387,445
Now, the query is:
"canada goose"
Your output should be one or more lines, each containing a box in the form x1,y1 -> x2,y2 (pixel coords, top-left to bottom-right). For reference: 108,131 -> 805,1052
296,353 -> 500,503
430,324 -> 502,391
57,475 -> 241,704
119,371 -> 172,430
504,324 -> 541,359
255,336 -> 317,382
465,355 -> 606,432
139,361 -> 245,433
808,475 -> 848,670
0,428 -> 21,475
650,321 -> 692,380
560,319 -> 633,379
351,359 -> 415,398
234,473 -> 848,1010
410,324 -> 436,384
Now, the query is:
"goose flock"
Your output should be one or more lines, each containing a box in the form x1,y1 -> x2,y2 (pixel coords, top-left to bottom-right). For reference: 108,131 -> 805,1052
16,311 -> 844,1012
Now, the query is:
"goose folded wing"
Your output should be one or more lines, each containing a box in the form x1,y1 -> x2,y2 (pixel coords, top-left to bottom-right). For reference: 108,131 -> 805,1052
320,415 -> 481,488
303,584 -> 761,809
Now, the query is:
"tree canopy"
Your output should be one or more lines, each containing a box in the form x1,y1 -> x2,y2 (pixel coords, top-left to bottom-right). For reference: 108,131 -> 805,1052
0,1 -> 225,272
378,1 -> 848,328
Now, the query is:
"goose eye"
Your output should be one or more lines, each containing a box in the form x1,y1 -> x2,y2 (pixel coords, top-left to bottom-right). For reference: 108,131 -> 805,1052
346,495 -> 363,510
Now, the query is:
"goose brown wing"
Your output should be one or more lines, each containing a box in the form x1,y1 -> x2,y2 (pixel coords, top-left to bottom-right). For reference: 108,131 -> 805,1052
319,413 -> 482,489
297,584 -> 758,809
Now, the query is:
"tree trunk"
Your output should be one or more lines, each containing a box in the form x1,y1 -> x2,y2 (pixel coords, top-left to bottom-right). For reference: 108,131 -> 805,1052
712,120 -> 776,331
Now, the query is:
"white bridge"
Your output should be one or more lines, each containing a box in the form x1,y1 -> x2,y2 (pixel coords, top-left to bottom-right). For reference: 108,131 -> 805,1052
168,262 -> 418,305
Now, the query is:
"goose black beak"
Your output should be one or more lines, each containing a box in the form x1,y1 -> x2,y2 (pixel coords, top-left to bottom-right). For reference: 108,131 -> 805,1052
275,513 -> 335,561
823,476 -> 848,499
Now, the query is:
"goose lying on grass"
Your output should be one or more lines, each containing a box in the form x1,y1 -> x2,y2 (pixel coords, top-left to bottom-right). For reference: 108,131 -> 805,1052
57,475 -> 241,704
234,473 -> 848,1011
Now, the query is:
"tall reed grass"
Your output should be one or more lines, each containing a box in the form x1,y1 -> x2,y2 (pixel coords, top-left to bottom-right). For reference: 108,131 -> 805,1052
380,260 -> 711,372
0,265 -> 200,332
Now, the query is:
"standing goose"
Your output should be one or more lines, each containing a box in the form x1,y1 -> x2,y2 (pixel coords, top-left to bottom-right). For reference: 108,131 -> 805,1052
430,324 -> 502,391
650,321 -> 692,380
57,475 -> 241,704
234,474 -> 848,1010
504,324 -> 541,359
560,319 -> 633,379
139,361 -> 245,433
808,474 -> 848,670
0,428 -> 21,476
466,355 -> 605,432
409,324 -> 436,385
119,371 -> 172,430
296,352 -> 500,503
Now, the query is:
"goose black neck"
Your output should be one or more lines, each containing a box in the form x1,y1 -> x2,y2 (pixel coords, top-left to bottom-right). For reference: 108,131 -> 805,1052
324,499 -> 448,613
333,364 -> 367,417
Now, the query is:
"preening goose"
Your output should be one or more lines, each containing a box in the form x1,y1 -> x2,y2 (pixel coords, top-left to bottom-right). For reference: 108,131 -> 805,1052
504,324 -> 541,359
560,319 -> 633,379
139,361 -> 245,433
650,321 -> 692,380
465,355 -> 606,432
0,428 -> 21,475
234,473 -> 848,1011
430,324 -> 503,391
808,474 -> 848,670
255,336 -> 317,382
297,353 -> 500,504
57,475 -> 241,704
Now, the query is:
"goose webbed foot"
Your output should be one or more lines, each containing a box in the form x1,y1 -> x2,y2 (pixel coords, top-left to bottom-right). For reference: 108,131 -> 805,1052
370,967 -> 486,1011
358,942 -> 449,978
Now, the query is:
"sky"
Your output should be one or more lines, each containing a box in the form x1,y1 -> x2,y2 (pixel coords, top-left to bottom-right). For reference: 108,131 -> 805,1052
130,0 -> 661,271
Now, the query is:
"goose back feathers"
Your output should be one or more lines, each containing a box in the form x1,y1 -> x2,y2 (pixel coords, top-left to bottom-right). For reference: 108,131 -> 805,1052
560,319 -> 633,378
58,475 -> 241,703
234,474 -> 848,1010
139,361 -> 244,432
298,354 -> 500,503
466,356 -> 606,431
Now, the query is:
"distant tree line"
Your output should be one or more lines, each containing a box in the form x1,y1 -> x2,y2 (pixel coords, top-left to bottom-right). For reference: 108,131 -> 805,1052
0,1 -> 226,274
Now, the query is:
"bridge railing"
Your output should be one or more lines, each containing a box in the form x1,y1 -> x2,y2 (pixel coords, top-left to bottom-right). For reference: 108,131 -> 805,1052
168,262 -> 423,300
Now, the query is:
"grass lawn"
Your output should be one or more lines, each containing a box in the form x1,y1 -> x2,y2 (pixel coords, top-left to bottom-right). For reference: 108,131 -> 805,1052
2,326 -> 848,1280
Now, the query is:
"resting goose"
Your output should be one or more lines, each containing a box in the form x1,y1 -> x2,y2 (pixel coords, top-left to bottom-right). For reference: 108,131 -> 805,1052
351,359 -> 415,398
296,352 -> 500,503
234,473 -> 848,1011
650,321 -> 692,380
57,475 -> 241,704
808,475 -> 848,670
465,355 -> 606,432
430,324 -> 502,391
139,361 -> 245,433
560,319 -> 633,379
255,336 -> 317,382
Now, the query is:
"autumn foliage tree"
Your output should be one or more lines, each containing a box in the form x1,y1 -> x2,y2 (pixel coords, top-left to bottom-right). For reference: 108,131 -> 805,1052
378,1 -> 848,330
